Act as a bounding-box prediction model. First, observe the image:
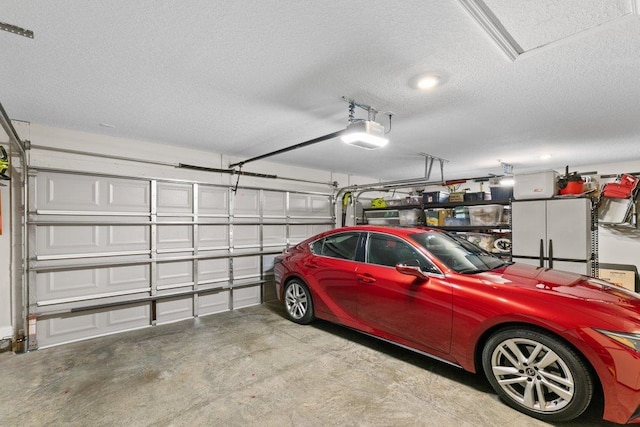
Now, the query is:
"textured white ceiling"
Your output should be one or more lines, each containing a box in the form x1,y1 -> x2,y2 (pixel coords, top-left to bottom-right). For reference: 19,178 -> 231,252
1,1 -> 640,181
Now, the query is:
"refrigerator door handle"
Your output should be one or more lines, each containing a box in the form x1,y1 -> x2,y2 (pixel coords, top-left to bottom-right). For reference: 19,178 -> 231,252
539,239 -> 544,268
548,239 -> 554,269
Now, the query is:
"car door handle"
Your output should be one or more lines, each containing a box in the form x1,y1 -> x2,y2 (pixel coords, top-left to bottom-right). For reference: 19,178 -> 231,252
357,274 -> 376,284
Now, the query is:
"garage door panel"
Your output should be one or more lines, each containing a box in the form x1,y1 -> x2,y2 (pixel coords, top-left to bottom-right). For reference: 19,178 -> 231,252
233,256 -> 260,279
108,264 -> 150,287
198,290 -> 230,315
37,225 -> 150,256
289,224 -> 329,245
234,189 -> 260,219
156,297 -> 193,324
263,225 -> 286,247
39,225 -> 98,252
107,305 -> 150,326
199,186 -> 229,215
199,258 -> 229,283
107,180 -> 150,211
37,173 -> 151,213
157,261 -> 193,287
233,286 -> 261,308
157,224 -> 193,250
38,174 -> 100,210
48,313 -> 99,336
311,224 -> 332,235
109,225 -> 149,246
38,303 -> 150,348
289,194 -> 332,218
233,225 -> 259,248
37,269 -> 99,297
289,194 -> 309,215
263,191 -> 286,218
262,254 -> 277,272
198,225 -> 229,249
36,264 -> 150,302
310,195 -> 332,216
157,183 -> 193,213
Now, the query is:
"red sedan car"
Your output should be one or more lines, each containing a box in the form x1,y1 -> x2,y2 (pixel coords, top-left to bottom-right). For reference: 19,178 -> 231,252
274,225 -> 640,424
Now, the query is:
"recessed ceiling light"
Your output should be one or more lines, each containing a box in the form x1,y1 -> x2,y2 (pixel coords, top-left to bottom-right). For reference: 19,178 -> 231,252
416,75 -> 440,90
409,73 -> 443,91
540,154 -> 552,160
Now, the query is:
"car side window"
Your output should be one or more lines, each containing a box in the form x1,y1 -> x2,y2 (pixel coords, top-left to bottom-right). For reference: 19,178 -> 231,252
366,233 -> 439,273
310,232 -> 359,260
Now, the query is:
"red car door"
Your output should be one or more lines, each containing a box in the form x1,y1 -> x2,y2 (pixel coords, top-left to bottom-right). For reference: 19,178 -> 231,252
302,231 -> 361,323
356,232 -> 453,354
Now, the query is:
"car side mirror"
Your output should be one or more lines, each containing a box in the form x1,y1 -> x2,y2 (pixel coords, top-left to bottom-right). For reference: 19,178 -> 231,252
396,262 -> 430,281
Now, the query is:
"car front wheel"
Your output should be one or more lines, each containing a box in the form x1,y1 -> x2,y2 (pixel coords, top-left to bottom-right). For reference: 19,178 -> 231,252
283,279 -> 314,324
482,328 -> 593,422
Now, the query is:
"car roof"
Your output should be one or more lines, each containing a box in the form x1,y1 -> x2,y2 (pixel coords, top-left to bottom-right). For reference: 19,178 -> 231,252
324,225 -> 438,239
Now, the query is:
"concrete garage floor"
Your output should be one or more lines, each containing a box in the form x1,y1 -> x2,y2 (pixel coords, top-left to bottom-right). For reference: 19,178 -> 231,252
0,302 -> 615,426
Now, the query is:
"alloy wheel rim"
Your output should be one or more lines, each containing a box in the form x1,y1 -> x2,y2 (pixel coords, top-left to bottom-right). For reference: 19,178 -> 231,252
491,337 -> 575,413
285,283 -> 307,319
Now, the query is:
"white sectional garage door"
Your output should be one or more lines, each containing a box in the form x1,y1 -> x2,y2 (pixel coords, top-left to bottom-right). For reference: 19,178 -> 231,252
29,170 -> 333,348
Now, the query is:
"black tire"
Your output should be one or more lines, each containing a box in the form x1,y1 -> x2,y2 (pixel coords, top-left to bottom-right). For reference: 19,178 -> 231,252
283,279 -> 314,324
481,328 -> 593,422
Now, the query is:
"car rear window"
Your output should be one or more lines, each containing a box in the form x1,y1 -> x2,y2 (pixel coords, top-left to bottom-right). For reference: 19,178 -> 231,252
311,232 -> 360,260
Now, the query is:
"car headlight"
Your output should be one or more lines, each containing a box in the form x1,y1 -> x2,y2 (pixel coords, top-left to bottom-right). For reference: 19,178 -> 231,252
595,329 -> 640,352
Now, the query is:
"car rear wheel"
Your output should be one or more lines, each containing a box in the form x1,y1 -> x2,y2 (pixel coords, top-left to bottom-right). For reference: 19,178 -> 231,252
284,279 -> 314,324
482,328 -> 593,422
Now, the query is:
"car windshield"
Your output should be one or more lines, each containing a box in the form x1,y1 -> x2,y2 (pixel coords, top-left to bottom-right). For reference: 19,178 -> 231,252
408,231 -> 508,274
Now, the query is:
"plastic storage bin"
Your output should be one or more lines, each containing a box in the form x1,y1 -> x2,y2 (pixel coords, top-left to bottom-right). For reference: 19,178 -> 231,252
399,209 -> 425,226
514,171 -> 558,200
444,217 -> 470,226
422,191 -> 449,204
463,192 -> 489,202
490,186 -> 514,201
468,204 -> 503,226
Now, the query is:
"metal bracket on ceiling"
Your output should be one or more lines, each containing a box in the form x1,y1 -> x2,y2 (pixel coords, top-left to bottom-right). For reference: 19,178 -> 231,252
419,153 -> 449,184
341,96 -> 393,132
341,96 -> 381,123
0,21 -> 34,39
501,162 -> 513,174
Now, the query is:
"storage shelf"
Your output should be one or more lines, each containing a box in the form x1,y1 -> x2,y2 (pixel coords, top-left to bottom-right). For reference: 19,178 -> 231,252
363,199 -> 512,212
422,200 -> 511,209
427,225 -> 510,232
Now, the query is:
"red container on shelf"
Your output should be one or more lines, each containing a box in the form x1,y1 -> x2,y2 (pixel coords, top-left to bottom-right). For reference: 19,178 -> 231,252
559,180 -> 584,195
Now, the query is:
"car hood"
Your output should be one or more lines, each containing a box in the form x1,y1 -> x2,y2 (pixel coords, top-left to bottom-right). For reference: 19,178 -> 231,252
474,263 -> 640,325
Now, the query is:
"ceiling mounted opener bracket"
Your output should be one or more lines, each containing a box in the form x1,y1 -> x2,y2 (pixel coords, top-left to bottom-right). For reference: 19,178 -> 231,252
419,153 -> 449,184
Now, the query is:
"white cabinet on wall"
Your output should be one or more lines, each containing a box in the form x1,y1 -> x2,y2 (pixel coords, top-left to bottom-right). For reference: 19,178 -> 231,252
511,198 -> 595,275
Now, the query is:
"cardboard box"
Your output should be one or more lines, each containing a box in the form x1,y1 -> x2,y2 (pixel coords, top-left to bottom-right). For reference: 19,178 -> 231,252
438,209 -> 453,226
599,268 -> 637,292
425,209 -> 439,226
449,192 -> 466,203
